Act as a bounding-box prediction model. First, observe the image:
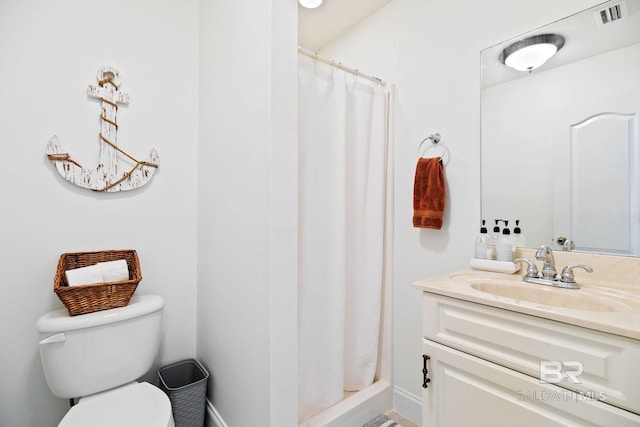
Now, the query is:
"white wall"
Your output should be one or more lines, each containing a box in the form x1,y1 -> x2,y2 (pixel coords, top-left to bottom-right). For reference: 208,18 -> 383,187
197,1 -> 298,426
0,1 -> 199,425
320,0 -> 604,421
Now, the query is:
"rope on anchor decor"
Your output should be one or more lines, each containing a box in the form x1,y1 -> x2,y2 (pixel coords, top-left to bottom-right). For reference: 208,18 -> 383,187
46,65 -> 160,192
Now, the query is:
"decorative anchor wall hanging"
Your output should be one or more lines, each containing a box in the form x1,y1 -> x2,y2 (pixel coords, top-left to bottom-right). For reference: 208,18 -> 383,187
46,66 -> 159,192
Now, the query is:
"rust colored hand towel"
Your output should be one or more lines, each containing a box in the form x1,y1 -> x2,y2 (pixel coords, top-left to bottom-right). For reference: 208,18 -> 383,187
413,157 -> 446,229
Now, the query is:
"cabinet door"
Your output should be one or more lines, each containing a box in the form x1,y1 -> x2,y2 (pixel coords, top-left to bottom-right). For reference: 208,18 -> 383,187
422,339 -> 640,427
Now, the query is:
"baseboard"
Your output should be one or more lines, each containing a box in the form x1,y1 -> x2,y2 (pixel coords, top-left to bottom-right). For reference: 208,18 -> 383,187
392,385 -> 422,426
205,399 -> 228,427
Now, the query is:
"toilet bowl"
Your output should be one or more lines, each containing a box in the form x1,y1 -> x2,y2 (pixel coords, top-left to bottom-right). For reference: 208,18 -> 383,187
37,295 -> 174,426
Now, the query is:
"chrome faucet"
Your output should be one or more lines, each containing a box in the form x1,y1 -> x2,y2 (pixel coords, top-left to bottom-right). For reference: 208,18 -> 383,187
514,245 -> 593,289
535,244 -> 557,280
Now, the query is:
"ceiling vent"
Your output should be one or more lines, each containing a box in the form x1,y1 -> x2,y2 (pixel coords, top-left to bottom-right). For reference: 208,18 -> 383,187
595,1 -> 628,26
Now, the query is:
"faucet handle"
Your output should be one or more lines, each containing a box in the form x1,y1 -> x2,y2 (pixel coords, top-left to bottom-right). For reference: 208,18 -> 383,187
560,264 -> 593,284
514,258 -> 539,278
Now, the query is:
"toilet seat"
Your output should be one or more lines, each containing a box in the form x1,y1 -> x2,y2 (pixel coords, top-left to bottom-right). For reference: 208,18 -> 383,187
58,382 -> 174,427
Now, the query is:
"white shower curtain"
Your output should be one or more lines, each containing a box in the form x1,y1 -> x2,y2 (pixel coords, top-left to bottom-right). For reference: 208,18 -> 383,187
297,55 -> 389,422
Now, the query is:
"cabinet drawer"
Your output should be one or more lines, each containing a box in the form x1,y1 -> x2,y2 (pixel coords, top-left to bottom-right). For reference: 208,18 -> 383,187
423,293 -> 640,414
423,339 -> 640,427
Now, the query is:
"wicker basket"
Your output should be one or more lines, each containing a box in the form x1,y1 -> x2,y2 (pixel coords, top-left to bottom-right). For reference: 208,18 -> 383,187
54,249 -> 142,316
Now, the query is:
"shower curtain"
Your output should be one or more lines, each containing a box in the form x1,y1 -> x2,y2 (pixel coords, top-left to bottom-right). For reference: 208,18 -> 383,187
297,55 -> 390,422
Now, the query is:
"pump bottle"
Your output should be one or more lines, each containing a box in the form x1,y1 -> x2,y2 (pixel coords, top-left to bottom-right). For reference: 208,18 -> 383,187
474,220 -> 489,259
487,219 -> 501,260
513,219 -> 527,248
496,220 -> 515,261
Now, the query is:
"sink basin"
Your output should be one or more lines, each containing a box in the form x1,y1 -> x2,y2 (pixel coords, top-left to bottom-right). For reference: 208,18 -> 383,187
470,282 -> 631,312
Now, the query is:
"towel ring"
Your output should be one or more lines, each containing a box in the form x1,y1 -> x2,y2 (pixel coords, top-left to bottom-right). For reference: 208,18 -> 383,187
418,133 -> 450,165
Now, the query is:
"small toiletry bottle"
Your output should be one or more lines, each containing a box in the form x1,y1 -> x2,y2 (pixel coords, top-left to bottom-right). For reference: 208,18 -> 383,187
513,219 -> 527,248
474,220 -> 489,259
496,221 -> 514,261
487,219 -> 501,260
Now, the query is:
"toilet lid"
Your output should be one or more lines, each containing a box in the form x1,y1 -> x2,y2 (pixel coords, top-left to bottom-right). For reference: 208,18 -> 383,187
59,382 -> 173,427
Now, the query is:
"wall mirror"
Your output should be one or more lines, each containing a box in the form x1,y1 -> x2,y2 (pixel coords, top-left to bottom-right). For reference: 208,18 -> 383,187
481,0 -> 640,256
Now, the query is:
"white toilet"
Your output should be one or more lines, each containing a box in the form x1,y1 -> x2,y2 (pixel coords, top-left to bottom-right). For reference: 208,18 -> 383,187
37,295 -> 175,427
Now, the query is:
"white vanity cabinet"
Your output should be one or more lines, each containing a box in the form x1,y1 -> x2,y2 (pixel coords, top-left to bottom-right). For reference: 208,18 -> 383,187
420,292 -> 640,426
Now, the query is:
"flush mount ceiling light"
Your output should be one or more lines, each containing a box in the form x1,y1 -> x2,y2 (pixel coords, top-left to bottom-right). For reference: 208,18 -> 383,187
499,34 -> 565,72
299,0 -> 323,8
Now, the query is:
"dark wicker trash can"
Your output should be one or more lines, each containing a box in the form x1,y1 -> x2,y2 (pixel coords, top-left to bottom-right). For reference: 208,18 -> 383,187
158,359 -> 209,427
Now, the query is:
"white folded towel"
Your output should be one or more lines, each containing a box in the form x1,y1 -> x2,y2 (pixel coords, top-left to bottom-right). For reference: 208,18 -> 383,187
65,259 -> 130,286
65,264 -> 104,286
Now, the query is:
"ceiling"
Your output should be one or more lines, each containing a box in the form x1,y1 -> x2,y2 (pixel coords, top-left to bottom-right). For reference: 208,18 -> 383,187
298,0 -> 394,51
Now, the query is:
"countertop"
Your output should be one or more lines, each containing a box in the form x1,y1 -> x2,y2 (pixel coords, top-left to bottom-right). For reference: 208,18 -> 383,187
414,268 -> 640,340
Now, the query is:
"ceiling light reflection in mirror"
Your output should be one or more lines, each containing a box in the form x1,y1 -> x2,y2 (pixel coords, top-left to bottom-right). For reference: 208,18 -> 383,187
499,34 -> 565,72
299,0 -> 323,9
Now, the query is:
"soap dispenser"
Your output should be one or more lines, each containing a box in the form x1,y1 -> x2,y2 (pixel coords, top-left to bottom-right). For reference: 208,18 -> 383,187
513,219 -> 527,248
487,219 -> 501,260
496,220 -> 514,261
474,220 -> 489,259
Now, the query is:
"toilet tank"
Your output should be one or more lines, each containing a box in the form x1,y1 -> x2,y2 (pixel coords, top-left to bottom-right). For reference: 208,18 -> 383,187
37,295 -> 164,398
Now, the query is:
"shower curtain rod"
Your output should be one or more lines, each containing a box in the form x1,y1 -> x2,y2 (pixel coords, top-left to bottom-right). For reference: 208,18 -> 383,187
298,46 -> 387,86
